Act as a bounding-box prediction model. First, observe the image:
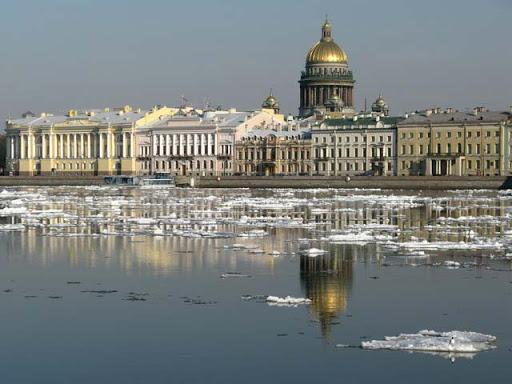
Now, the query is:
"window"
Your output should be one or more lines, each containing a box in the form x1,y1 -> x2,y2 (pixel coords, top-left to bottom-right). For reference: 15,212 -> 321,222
436,132 -> 441,138
486,144 -> 491,154
355,137 -> 359,143
458,132 -> 462,138
437,143 -> 441,153
468,131 -> 472,138
372,136 -> 376,142
409,145 -> 414,155
476,131 -> 481,137
346,148 -> 350,157
447,143 -> 451,153
388,136 -> 391,142
486,131 -> 491,137
346,137 -> 350,143
476,144 -> 481,154
419,132 -> 424,139
468,144 -> 472,154
402,145 -> 406,155
447,132 -> 452,138
468,160 -> 472,169
387,148 -> 391,157
457,143 -> 462,153
496,144 -> 499,153
409,133 -> 413,139
355,148 -> 359,157
419,145 -> 424,154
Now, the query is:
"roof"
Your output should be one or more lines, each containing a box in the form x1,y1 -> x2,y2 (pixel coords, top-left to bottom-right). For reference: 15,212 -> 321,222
8,109 -> 148,128
323,116 -> 404,128
398,110 -> 511,125
143,111 -> 254,130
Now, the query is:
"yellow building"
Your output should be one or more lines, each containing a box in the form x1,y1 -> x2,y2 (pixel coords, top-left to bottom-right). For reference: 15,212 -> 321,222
397,108 -> 511,176
5,105 -> 176,176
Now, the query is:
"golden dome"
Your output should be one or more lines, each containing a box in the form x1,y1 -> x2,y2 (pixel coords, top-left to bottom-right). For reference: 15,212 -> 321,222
306,19 -> 348,64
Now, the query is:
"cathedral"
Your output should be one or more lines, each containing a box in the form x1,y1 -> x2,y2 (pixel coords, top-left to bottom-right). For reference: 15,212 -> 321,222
299,18 -> 355,117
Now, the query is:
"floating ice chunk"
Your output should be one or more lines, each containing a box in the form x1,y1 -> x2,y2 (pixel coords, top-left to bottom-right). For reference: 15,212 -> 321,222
443,260 -> 461,269
266,296 -> 312,307
324,231 -> 391,245
361,330 -> 496,354
302,248 -> 327,257
238,229 -> 268,238
0,223 -> 25,231
270,250 -> 281,257
220,272 -> 251,278
398,240 -> 503,251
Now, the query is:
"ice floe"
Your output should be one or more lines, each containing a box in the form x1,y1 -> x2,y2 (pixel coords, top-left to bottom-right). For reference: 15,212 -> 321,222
265,296 -> 312,307
360,330 -> 496,354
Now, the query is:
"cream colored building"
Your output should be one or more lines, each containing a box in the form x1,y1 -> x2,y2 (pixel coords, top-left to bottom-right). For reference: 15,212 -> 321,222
396,108 -> 512,176
5,104 -> 283,177
135,107 -> 283,176
311,114 -> 401,176
235,126 -> 312,176
5,105 -> 176,176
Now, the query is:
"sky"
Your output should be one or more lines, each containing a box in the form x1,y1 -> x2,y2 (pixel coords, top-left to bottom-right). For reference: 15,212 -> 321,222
0,0 -> 511,123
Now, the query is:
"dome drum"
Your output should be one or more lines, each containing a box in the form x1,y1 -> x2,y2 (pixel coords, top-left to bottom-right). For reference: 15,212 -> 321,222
299,19 -> 355,117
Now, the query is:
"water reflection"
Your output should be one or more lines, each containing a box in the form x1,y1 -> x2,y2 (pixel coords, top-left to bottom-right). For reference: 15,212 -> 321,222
300,249 -> 353,340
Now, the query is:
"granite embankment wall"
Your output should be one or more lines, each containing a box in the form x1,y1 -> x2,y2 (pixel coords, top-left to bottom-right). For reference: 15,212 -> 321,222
0,175 -> 511,189
0,176 -> 105,186
196,176 -> 512,190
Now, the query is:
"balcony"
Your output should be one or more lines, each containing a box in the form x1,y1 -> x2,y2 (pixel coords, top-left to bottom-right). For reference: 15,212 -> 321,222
300,71 -> 354,82
168,155 -> 194,160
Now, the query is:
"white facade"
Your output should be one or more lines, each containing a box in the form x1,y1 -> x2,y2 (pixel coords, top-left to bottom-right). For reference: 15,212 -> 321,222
311,115 -> 398,176
136,109 -> 283,176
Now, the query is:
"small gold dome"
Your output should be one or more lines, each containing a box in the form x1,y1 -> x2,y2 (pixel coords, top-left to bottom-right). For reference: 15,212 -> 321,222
306,19 -> 348,64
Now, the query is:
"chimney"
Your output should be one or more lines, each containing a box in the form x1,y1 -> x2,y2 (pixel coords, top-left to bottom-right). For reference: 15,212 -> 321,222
446,107 -> 454,114
472,107 -> 479,116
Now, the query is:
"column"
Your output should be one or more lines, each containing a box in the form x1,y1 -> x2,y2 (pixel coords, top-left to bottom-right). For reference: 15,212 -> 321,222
159,134 -> 164,157
26,134 -> 32,159
80,134 -> 85,158
49,134 -> 54,158
193,134 -> 199,156
122,132 -> 127,158
9,136 -> 16,159
106,133 -> 111,158
165,134 -> 170,157
87,134 -> 92,158
172,134 -> 177,156
131,132 -> 135,158
99,133 -> 104,158
151,134 -> 157,157
41,135 -> 46,159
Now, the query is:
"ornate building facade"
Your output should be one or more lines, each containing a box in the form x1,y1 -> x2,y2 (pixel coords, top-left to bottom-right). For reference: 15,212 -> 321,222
5,105 -> 283,177
396,108 -> 512,176
5,106 -> 176,176
299,19 -> 355,117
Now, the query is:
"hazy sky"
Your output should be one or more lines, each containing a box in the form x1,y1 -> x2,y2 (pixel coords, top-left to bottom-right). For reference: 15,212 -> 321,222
1,0 -> 511,122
